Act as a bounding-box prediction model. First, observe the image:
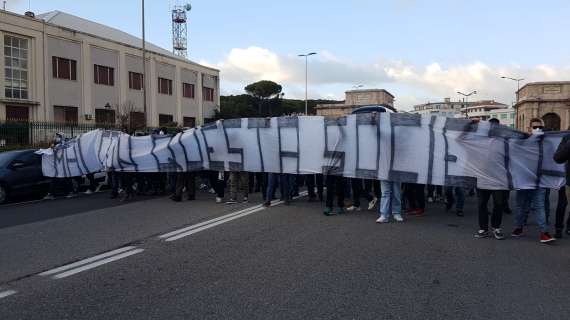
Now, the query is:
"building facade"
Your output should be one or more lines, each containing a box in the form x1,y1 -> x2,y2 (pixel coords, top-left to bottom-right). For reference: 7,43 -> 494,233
315,89 -> 395,117
462,100 -> 508,121
0,10 -> 220,128
412,98 -> 464,117
488,108 -> 516,128
514,81 -> 570,131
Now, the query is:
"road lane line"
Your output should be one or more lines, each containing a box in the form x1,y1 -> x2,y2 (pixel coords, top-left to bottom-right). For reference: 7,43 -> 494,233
39,246 -> 137,276
53,249 -> 144,279
158,204 -> 263,239
163,191 -> 308,242
165,207 -> 266,241
0,290 -> 17,299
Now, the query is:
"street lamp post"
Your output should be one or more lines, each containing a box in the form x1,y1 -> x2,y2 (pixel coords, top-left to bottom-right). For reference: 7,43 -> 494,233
501,76 -> 524,128
141,0 -> 148,126
457,90 -> 477,118
298,52 -> 317,115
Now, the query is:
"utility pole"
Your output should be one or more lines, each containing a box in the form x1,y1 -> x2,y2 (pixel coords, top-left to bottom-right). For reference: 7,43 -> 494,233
142,0 -> 148,127
298,52 -> 317,115
457,90 -> 477,118
501,76 -> 524,128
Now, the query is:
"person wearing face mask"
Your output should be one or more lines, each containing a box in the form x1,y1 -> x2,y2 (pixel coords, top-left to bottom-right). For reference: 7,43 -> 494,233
511,118 -> 555,243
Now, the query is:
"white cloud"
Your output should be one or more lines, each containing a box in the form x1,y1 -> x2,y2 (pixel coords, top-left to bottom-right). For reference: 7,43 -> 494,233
206,46 -> 570,110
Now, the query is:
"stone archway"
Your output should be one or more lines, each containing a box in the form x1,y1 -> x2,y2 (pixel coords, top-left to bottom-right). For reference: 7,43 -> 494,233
542,113 -> 561,131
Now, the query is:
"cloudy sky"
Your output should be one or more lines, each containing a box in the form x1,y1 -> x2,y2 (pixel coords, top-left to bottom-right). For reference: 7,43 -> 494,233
6,0 -> 570,110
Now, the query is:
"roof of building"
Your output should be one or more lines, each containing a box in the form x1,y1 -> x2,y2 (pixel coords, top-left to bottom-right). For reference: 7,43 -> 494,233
34,10 -> 218,72
345,89 -> 395,98
517,81 -> 570,93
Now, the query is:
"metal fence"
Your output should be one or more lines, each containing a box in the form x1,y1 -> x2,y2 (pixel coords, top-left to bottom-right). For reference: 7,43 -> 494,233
0,121 -> 118,150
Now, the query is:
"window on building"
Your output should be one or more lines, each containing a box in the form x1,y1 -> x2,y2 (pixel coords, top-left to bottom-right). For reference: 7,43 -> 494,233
510,113 -> 515,119
4,35 -> 29,100
52,57 -> 77,80
5,106 -> 29,122
129,111 -> 146,129
159,114 -> 174,125
95,108 -> 116,125
94,64 -> 114,86
203,87 -> 214,101
53,106 -> 78,124
182,83 -> 195,98
500,113 -> 507,119
158,77 -> 173,95
128,72 -> 144,90
183,117 -> 196,128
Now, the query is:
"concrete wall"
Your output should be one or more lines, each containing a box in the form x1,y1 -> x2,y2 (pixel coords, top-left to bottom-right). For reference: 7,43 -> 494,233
0,10 -> 220,126
47,36 -> 82,120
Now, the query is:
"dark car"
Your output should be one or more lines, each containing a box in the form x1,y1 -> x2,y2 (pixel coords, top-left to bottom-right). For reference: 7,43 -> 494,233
0,149 -> 51,204
351,105 -> 396,114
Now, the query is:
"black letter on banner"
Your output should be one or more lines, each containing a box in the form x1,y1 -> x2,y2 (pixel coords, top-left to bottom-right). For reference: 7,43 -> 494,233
488,124 -> 529,189
200,123 -> 225,171
534,133 -> 566,188
389,113 -> 421,183
179,131 -> 203,171
115,135 -> 138,172
248,117 -> 271,172
355,113 -> 380,179
426,116 -> 436,185
150,133 -> 180,172
277,116 -> 300,173
222,119 -> 244,171
323,117 -> 347,175
442,118 -> 478,187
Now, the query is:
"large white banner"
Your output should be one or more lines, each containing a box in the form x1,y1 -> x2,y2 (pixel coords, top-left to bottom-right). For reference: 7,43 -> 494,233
38,113 -> 566,190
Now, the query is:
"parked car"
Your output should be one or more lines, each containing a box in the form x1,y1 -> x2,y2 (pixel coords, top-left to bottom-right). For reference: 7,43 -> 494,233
0,149 -> 51,204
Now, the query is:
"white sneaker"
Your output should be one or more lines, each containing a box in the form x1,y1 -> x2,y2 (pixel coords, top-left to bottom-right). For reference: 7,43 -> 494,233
84,189 -> 94,195
215,197 -> 223,203
346,205 -> 361,212
368,197 -> 378,210
393,214 -> 404,222
43,194 -> 55,200
376,215 -> 389,223
208,188 -> 216,194
427,197 -> 434,203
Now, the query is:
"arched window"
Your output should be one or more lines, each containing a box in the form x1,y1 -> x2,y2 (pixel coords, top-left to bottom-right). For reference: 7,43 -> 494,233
542,113 -> 561,131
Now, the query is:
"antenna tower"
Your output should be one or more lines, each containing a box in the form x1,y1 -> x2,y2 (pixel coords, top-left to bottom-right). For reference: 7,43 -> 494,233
172,3 -> 191,57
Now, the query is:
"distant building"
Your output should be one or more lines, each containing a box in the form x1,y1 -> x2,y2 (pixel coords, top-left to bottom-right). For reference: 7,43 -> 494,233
315,89 -> 395,117
463,100 -> 508,121
514,81 -> 570,131
0,10 -> 219,127
412,98 -> 465,117
489,108 -> 516,128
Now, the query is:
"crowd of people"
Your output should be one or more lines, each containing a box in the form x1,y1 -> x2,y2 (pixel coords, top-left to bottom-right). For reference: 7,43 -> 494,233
43,117 -> 570,245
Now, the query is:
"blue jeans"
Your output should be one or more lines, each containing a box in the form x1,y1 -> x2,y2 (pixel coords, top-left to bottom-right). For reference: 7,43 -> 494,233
266,173 -> 292,202
515,188 -> 548,232
379,180 -> 402,217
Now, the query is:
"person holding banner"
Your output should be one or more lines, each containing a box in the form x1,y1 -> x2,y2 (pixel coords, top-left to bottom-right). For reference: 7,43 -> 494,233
512,119 -> 555,243
553,127 -> 570,238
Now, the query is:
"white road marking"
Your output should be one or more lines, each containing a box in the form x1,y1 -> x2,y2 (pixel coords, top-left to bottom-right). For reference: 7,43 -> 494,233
162,191 -> 308,242
39,246 -> 137,276
165,207 -> 266,241
53,248 -> 144,279
0,290 -> 17,299
158,204 -> 263,239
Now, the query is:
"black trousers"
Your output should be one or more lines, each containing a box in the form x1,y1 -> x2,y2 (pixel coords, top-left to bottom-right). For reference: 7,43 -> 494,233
350,178 -> 377,207
555,187 -> 570,232
174,172 -> 196,199
406,184 -> 425,210
477,189 -> 505,230
307,174 -> 324,199
325,175 -> 345,208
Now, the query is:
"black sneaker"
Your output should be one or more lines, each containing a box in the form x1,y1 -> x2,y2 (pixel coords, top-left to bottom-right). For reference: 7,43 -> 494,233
493,228 -> 505,240
226,198 -> 238,204
554,230 -> 563,239
262,201 -> 271,207
511,227 -> 524,237
456,210 -> 464,217
474,230 -> 489,238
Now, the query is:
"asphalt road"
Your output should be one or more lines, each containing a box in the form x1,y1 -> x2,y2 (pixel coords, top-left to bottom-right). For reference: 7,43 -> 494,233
0,190 -> 569,320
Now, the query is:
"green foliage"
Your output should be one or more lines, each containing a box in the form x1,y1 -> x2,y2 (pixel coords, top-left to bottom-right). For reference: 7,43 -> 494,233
244,80 -> 283,99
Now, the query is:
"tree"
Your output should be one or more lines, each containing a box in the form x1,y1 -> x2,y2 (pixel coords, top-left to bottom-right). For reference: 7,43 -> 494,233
115,100 -> 145,133
244,80 -> 283,115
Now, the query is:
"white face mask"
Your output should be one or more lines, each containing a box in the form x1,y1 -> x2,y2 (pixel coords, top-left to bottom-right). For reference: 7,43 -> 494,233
532,128 -> 543,134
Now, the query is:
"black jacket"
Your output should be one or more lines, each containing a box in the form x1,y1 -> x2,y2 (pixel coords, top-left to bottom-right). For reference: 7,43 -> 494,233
553,134 -> 570,185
